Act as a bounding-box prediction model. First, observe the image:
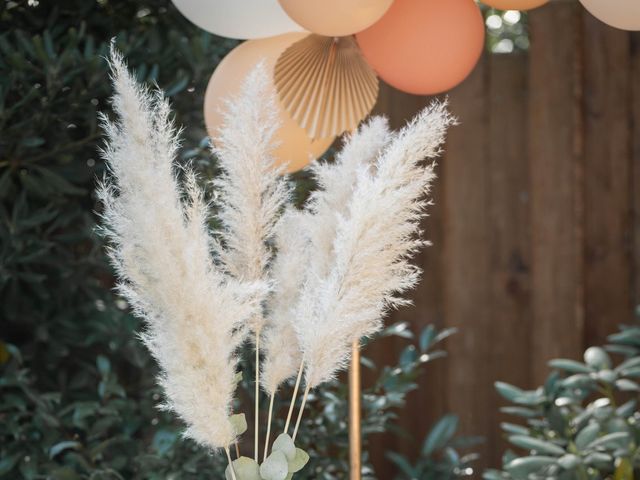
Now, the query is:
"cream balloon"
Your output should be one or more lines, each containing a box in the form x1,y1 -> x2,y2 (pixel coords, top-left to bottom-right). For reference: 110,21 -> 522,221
278,0 -> 394,36
204,34 -> 335,173
172,0 -> 302,39
579,0 -> 640,30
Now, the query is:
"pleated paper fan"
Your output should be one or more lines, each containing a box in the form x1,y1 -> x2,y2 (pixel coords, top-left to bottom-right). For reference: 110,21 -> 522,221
274,34 -> 379,139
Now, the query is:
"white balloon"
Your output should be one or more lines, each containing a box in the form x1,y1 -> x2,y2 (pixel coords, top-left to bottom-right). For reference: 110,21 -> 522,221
172,0 -> 303,39
579,0 -> 640,31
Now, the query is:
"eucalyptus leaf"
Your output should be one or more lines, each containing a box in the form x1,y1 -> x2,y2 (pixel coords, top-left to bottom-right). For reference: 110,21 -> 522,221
271,433 -> 296,461
260,450 -> 288,480
230,413 -> 248,436
225,456 -> 260,480
287,448 -> 309,473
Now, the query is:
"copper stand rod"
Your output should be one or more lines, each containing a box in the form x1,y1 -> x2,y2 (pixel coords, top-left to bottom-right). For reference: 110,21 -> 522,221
349,340 -> 362,480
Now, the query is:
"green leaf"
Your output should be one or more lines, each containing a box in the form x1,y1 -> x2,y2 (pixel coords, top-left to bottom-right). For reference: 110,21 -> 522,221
0,453 -> 21,475
548,359 -> 593,374
287,448 -> 309,473
615,379 -> 640,391
272,433 -> 296,461
575,422 -> 600,450
584,347 -> 611,369
507,435 -> 565,456
557,454 -> 580,470
230,413 -> 248,436
96,355 -> 110,377
586,432 -> 630,450
494,381 -> 525,402
225,456 -> 260,480
49,440 -> 81,459
260,450 -> 288,480
505,456 -> 558,476
500,422 -> 529,435
422,414 -> 458,456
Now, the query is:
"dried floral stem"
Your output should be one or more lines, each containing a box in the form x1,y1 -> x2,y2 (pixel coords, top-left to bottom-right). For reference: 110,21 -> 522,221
263,393 -> 275,462
234,441 -> 240,459
284,360 -> 304,434
292,383 -> 311,442
225,446 -> 237,480
255,332 -> 260,462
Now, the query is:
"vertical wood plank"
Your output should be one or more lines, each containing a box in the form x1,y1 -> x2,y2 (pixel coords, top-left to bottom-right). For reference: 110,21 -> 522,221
582,16 -> 633,346
487,53 -> 532,468
442,56 -> 492,468
632,33 -> 640,310
528,2 -> 584,384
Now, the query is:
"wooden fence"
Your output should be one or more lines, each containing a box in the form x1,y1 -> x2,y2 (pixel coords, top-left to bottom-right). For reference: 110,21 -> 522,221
366,2 -> 640,476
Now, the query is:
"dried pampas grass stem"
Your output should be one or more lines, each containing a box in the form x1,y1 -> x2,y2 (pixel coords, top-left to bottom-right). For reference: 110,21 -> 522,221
284,360 -> 304,434
292,383 -> 312,442
263,393 -> 275,462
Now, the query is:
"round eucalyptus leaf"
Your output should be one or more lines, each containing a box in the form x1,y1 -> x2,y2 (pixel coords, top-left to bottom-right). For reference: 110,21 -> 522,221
225,456 -> 260,480
260,450 -> 289,480
229,413 -> 248,436
272,433 -> 296,461
287,448 -> 309,473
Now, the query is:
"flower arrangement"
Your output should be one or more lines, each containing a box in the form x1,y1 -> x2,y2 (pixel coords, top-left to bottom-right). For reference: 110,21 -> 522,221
97,47 -> 454,479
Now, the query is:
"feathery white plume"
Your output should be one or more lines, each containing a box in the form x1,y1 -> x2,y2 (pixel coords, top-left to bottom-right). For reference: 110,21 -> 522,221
212,61 -> 290,336
97,48 -> 262,449
260,208 -> 308,396
303,116 -> 392,279
260,117 -> 392,395
295,102 -> 455,388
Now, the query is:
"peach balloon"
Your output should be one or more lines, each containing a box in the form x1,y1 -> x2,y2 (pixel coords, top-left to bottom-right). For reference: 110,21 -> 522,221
482,0 -> 548,10
579,0 -> 640,31
204,33 -> 335,173
278,0 -> 394,37
356,0 -> 485,95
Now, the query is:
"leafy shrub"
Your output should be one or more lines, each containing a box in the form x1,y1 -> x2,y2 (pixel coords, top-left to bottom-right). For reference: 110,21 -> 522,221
485,322 -> 640,480
387,413 -> 481,480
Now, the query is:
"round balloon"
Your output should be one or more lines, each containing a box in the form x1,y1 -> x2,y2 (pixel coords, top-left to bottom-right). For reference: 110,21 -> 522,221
579,0 -> 640,30
356,0 -> 485,95
482,0 -> 548,10
172,0 -> 302,39
278,0 -> 393,37
204,33 -> 335,172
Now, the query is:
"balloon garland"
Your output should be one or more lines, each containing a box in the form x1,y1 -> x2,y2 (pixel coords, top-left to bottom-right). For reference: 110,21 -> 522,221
173,0 -> 640,172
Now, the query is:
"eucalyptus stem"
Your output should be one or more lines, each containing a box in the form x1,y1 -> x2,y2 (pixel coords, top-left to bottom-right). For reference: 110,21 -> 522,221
225,446 -> 237,480
255,332 -> 260,462
284,360 -> 304,434
263,393 -> 275,461
292,383 -> 311,442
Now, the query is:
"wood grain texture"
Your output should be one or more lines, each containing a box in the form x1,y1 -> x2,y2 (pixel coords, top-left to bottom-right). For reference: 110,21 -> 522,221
364,7 -> 638,474
442,56 -> 492,466
486,53 -> 532,468
582,13 -> 633,347
528,2 -> 585,384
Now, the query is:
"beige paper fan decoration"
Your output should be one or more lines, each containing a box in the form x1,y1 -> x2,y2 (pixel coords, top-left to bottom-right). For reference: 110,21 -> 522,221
274,34 -> 379,139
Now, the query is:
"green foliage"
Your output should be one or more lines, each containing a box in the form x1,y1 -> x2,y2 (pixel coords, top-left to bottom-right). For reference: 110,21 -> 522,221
387,414 -> 481,480
485,323 -> 640,480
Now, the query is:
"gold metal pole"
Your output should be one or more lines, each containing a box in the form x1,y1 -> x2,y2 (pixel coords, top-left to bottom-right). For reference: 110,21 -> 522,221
349,340 -> 362,480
